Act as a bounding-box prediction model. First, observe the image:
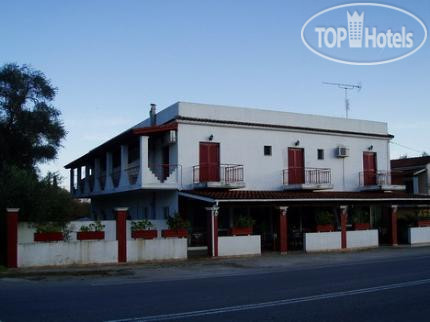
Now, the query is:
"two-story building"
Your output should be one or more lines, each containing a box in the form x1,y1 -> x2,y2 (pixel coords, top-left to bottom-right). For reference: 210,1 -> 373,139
65,102 -> 430,255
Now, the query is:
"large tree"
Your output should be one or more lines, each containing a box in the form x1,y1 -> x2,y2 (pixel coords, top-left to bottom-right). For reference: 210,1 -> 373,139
0,63 -> 66,172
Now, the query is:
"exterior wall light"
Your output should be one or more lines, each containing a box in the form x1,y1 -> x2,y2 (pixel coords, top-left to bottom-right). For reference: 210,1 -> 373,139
209,134 -> 214,141
368,145 -> 373,151
294,140 -> 300,146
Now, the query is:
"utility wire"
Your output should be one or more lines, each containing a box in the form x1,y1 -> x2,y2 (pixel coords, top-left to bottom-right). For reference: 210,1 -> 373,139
390,141 -> 427,155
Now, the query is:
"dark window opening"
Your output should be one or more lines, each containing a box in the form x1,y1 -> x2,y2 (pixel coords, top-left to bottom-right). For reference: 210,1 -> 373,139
264,146 -> 272,156
317,149 -> 324,160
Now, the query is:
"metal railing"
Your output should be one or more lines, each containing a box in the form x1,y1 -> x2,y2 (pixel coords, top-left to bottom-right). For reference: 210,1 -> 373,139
111,168 -> 121,187
359,170 -> 403,186
192,164 -> 244,184
126,165 -> 140,185
283,167 -> 331,185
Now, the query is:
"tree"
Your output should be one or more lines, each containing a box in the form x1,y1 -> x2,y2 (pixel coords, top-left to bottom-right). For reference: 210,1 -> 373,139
0,63 -> 66,172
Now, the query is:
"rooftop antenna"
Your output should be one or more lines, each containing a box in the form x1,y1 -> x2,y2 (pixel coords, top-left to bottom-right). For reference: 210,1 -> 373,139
323,82 -> 362,119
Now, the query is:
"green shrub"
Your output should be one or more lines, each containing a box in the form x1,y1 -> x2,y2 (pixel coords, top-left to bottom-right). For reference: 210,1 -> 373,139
80,220 -> 105,232
166,213 -> 190,230
234,215 -> 255,228
352,210 -> 370,224
418,209 -> 430,220
315,211 -> 334,225
131,219 -> 154,231
35,222 -> 65,233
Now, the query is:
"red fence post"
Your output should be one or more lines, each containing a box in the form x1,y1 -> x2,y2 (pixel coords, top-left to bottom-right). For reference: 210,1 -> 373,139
340,206 -> 348,249
206,206 -> 219,257
115,207 -> 128,263
6,208 -> 19,268
279,207 -> 288,253
391,205 -> 398,246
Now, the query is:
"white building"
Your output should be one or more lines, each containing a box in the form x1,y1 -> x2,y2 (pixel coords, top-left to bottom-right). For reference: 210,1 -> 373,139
66,102 -> 428,254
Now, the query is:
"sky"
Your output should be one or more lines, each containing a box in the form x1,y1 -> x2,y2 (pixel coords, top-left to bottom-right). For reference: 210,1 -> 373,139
1,0 -> 429,188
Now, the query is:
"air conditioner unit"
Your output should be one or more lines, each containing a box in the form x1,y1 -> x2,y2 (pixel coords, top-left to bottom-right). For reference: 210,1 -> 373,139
336,146 -> 349,158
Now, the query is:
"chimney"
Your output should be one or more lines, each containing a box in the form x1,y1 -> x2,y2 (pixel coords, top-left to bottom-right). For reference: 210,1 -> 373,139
149,103 -> 156,126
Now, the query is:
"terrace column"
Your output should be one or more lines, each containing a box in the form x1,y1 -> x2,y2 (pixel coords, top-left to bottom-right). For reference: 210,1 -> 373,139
105,152 -> 114,190
390,205 -> 398,246
93,158 -> 101,192
140,136 -> 149,185
119,144 -> 129,187
206,205 -> 219,257
77,167 -> 82,193
340,205 -> 348,249
6,208 -> 19,268
115,207 -> 128,263
278,206 -> 288,253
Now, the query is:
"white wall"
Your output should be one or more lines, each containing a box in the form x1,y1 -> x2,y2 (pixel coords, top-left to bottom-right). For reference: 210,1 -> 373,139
408,227 -> 430,245
178,122 -> 389,191
304,232 -> 342,252
127,238 -> 187,261
218,235 -> 261,256
347,230 -> 379,249
18,241 -> 118,267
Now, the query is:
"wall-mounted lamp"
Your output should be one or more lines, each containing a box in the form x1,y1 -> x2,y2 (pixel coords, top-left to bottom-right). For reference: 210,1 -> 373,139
294,140 -> 300,146
208,134 -> 214,141
368,145 -> 373,151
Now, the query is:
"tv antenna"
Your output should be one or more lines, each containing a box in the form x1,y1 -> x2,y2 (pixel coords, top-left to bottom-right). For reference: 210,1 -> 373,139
323,82 -> 361,119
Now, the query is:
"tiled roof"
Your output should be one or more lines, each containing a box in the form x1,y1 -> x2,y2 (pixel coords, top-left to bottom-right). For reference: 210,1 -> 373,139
391,156 -> 430,169
181,190 -> 430,202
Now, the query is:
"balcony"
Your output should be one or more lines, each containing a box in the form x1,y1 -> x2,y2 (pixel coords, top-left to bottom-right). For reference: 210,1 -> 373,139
283,167 -> 333,190
359,171 -> 405,191
193,164 -> 245,189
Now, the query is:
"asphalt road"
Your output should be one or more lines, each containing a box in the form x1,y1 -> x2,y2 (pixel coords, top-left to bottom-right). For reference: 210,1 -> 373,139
2,249 -> 430,322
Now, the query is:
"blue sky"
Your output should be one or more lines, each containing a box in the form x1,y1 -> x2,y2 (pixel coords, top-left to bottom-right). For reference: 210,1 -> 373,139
1,0 -> 429,187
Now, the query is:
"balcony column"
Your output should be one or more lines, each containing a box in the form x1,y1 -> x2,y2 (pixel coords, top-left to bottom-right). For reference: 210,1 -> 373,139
105,152 -> 114,190
77,167 -> 82,193
140,136 -> 149,185
390,205 -> 398,246
278,206 -> 288,253
119,145 -> 129,187
206,205 -> 219,257
340,205 -> 348,249
70,168 -> 75,193
93,158 -> 101,192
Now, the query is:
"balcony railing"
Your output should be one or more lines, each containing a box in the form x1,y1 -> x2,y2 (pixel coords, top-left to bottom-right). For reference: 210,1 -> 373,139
149,164 -> 180,183
98,170 -> 106,191
193,164 -> 244,184
126,165 -> 140,185
111,168 -> 121,187
283,167 -> 331,185
359,170 -> 403,187
88,174 -> 95,192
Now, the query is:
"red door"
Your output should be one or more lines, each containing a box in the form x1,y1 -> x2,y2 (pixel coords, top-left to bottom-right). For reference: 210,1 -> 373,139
288,148 -> 305,184
200,143 -> 220,182
363,152 -> 377,185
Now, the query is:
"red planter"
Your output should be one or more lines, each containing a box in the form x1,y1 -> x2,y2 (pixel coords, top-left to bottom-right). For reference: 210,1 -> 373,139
162,229 -> 188,238
34,232 -> 64,242
316,224 -> 334,232
418,220 -> 430,227
77,231 -> 105,240
230,227 -> 252,236
353,223 -> 370,230
132,230 -> 158,239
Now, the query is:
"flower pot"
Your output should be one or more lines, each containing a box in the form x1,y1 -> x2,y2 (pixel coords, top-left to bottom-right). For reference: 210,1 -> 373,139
316,224 -> 334,232
77,231 -> 105,240
418,220 -> 430,227
353,223 -> 370,230
34,232 -> 64,242
132,230 -> 158,239
230,227 -> 252,236
161,229 -> 188,238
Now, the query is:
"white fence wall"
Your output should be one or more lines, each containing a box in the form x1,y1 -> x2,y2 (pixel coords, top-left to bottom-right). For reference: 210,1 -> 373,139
127,238 -> 187,262
18,241 -> 118,267
408,227 -> 430,245
304,232 -> 342,252
347,230 -> 379,249
218,235 -> 261,256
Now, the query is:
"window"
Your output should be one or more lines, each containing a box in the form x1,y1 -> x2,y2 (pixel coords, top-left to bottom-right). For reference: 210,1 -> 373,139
264,145 -> 272,156
317,149 -> 324,160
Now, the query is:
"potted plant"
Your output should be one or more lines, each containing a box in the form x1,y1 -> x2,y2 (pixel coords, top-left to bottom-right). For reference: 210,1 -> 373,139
315,211 -> 335,232
417,209 -> 430,227
230,215 -> 255,236
34,222 -> 65,242
162,213 -> 189,238
77,220 -> 105,240
131,219 -> 157,239
352,210 -> 370,230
